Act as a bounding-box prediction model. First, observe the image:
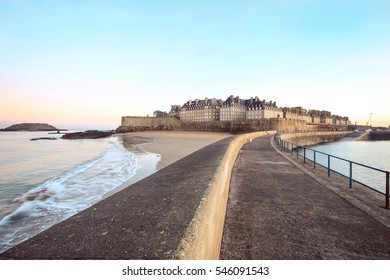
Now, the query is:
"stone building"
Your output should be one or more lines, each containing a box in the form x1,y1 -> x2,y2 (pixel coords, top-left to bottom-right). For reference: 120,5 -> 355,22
332,115 -> 350,126
153,110 -> 167,117
220,95 -> 247,121
342,117 -> 350,126
169,105 -> 181,114
283,107 -> 311,123
263,101 -> 283,119
179,98 -> 222,122
246,98 -> 283,120
245,97 -> 264,119
308,110 -> 322,124
176,95 -> 349,126
307,109 -> 333,124
320,111 -> 333,125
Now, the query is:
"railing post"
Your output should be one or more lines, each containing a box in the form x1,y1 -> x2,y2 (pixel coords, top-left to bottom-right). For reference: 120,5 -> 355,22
313,151 -> 316,169
303,147 -> 306,164
328,155 -> 331,177
349,161 -> 353,189
296,146 -> 299,159
291,143 -> 294,156
386,172 -> 389,210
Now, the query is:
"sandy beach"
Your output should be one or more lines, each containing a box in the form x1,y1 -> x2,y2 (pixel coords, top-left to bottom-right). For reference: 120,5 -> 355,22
105,131 -> 231,196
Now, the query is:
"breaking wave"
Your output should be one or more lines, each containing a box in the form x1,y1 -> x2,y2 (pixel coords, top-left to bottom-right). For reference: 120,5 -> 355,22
0,140 -> 140,253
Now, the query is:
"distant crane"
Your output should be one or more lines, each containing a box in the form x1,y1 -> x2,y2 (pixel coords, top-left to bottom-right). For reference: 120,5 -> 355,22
366,113 -> 372,127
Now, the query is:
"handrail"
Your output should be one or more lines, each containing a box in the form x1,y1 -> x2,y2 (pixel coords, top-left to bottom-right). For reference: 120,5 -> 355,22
273,135 -> 390,209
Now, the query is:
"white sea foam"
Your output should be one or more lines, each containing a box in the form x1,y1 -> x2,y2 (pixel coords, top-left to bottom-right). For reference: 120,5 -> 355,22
0,139 -> 140,253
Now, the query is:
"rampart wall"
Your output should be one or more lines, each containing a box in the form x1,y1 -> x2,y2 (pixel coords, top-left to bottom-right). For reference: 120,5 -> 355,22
117,116 -> 181,132
118,116 -> 321,133
277,131 -> 353,146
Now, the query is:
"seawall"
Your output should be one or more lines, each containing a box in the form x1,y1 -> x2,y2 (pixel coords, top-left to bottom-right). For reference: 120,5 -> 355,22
277,131 -> 353,147
117,116 -> 332,133
1,131 -> 275,259
118,116 -> 351,134
369,131 -> 390,140
354,131 -> 390,141
118,116 -> 181,132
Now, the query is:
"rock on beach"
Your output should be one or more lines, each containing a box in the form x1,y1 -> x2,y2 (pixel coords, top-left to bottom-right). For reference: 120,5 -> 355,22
61,130 -> 113,139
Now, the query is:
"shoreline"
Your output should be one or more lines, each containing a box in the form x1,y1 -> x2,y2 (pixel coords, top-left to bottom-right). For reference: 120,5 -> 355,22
104,131 -> 231,197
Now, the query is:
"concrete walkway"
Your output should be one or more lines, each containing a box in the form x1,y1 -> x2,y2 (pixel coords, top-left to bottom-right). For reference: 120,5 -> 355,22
220,135 -> 390,259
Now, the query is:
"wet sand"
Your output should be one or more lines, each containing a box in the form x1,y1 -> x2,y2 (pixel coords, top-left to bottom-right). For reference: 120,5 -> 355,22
105,131 -> 231,197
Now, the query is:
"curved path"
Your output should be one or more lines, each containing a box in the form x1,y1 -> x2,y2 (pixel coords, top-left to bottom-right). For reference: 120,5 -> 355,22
220,135 -> 390,259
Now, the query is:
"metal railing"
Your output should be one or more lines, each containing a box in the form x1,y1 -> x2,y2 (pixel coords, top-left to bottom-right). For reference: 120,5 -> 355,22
273,135 -> 390,209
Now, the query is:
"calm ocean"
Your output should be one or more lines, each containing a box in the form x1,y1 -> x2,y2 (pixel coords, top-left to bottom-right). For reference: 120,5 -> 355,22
0,131 -> 147,253
304,138 -> 390,194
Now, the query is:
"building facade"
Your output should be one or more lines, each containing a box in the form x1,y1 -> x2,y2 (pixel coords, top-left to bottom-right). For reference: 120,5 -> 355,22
246,99 -> 283,120
220,95 -> 247,121
177,95 -> 349,126
179,98 -> 222,122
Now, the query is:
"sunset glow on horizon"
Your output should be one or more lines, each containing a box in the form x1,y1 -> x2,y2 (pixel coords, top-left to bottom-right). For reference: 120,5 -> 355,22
1,0 -> 389,129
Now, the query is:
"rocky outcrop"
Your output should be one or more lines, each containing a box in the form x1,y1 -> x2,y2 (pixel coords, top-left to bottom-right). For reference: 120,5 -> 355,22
30,137 -> 58,141
62,130 -> 113,139
1,123 -> 58,131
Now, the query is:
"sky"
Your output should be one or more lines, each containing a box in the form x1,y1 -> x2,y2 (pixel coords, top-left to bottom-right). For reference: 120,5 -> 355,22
0,0 -> 389,129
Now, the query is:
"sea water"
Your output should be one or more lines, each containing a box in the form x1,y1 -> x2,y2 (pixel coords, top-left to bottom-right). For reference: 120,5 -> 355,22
303,139 -> 390,194
0,131 -> 153,253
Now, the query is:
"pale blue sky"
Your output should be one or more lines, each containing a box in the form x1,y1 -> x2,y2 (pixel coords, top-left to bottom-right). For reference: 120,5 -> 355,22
1,0 -> 389,129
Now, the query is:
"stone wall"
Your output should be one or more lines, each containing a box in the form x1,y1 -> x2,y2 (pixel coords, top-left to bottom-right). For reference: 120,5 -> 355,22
277,131 -> 353,147
368,131 -> 390,140
117,116 -> 181,132
118,116 -> 311,133
306,123 -> 350,132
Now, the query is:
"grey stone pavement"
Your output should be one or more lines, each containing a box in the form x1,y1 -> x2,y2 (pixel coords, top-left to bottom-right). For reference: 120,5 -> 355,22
220,135 -> 390,260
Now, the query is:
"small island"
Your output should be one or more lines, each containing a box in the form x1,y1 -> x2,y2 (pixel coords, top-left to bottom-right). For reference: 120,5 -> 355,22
0,123 -> 58,131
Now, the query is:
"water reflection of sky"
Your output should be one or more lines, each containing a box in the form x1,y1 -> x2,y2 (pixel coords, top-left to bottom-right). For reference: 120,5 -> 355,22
302,140 -> 390,193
